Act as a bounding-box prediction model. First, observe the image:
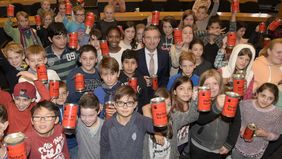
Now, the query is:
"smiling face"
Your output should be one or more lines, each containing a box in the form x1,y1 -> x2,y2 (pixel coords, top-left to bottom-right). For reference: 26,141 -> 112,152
256,89 -> 275,108
79,51 -> 97,73
80,108 -> 99,127
124,27 -> 135,42
107,29 -> 121,49
183,15 -> 194,27
31,107 -> 58,137
174,81 -> 193,103
13,96 -> 33,111
182,26 -> 193,44
191,43 -> 203,60
6,50 -> 24,68
162,21 -> 173,37
25,53 -> 47,72
235,54 -> 251,70
114,95 -> 137,118
143,29 -> 160,52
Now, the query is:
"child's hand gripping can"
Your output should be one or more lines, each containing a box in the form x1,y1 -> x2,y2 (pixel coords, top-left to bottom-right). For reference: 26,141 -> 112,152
174,28 -> 182,44
151,74 -> 158,91
4,132 -> 27,159
243,123 -> 256,142
100,40 -> 109,56
85,12 -> 95,34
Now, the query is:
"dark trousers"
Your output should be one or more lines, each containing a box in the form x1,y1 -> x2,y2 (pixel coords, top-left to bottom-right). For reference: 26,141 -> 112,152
262,135 -> 282,159
190,142 -> 222,159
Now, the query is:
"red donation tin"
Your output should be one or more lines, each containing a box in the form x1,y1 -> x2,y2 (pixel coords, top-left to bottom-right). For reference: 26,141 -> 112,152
259,22 -> 266,33
36,64 -> 48,84
233,73 -> 245,97
63,103 -> 79,129
85,12 -> 95,34
128,77 -> 138,92
227,32 -> 236,48
263,37 -> 271,48
34,15 -> 41,26
75,73 -> 85,92
268,19 -> 281,31
105,101 -> 114,120
65,2 -> 72,15
49,80 -> 60,98
69,32 -> 78,49
243,123 -> 256,142
151,97 -> 168,128
151,11 -> 160,26
7,4 -> 15,17
231,0 -> 240,13
100,40 -> 109,56
222,92 -> 240,118
198,86 -> 211,112
151,74 -> 158,91
174,28 -> 182,44
4,132 -> 27,159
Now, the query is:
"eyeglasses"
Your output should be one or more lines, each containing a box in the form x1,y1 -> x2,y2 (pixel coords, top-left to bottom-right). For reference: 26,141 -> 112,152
115,101 -> 135,107
32,116 -> 56,122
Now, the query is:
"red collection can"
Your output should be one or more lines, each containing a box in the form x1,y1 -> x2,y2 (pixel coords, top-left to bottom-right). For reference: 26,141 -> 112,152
151,97 -> 168,127
85,12 -> 95,34
227,32 -> 236,48
174,28 -> 182,44
65,2 -> 72,15
233,73 -> 245,97
36,64 -> 48,84
151,74 -> 158,91
259,22 -> 266,33
231,0 -> 240,13
222,92 -> 240,118
243,123 -> 256,142
7,4 -> 15,17
105,101 -> 115,120
63,103 -> 79,129
100,40 -> 109,56
263,37 -> 271,48
268,19 -> 281,31
4,132 -> 27,159
198,86 -> 211,112
68,32 -> 78,49
151,11 -> 160,26
49,80 -> 60,98
128,77 -> 138,92
34,15 -> 41,26
75,73 -> 85,92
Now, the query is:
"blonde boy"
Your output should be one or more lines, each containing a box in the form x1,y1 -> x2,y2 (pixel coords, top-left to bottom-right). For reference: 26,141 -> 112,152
4,11 -> 42,49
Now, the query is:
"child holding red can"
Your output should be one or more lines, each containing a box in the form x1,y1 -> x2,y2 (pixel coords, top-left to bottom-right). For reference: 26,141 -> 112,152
218,44 -> 256,99
24,100 -> 70,158
118,49 -> 149,113
66,45 -> 102,103
231,83 -> 282,159
189,69 -> 241,159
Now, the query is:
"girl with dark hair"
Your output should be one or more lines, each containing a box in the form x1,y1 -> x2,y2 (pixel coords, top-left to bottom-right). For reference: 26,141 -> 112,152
119,21 -> 138,50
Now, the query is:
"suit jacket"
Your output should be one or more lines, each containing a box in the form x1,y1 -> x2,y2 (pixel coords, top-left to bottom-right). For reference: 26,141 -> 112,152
137,48 -> 170,89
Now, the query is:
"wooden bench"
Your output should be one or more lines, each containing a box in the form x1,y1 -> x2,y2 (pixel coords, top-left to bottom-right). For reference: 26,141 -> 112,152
99,11 -> 272,22
0,0 -> 56,7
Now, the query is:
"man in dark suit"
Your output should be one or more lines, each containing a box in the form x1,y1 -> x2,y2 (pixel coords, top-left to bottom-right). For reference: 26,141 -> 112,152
137,25 -> 170,98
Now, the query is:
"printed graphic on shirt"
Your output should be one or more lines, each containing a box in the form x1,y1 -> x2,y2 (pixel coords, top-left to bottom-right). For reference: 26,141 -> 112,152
148,137 -> 171,159
37,134 -> 65,159
132,132 -> 137,141
177,125 -> 189,146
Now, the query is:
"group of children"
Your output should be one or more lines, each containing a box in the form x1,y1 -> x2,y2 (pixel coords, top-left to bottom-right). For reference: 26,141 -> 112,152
0,0 -> 281,158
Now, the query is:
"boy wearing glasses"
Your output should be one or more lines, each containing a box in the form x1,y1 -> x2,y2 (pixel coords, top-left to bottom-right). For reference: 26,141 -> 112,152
100,85 -> 154,159
63,5 -> 87,46
25,100 -> 70,158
